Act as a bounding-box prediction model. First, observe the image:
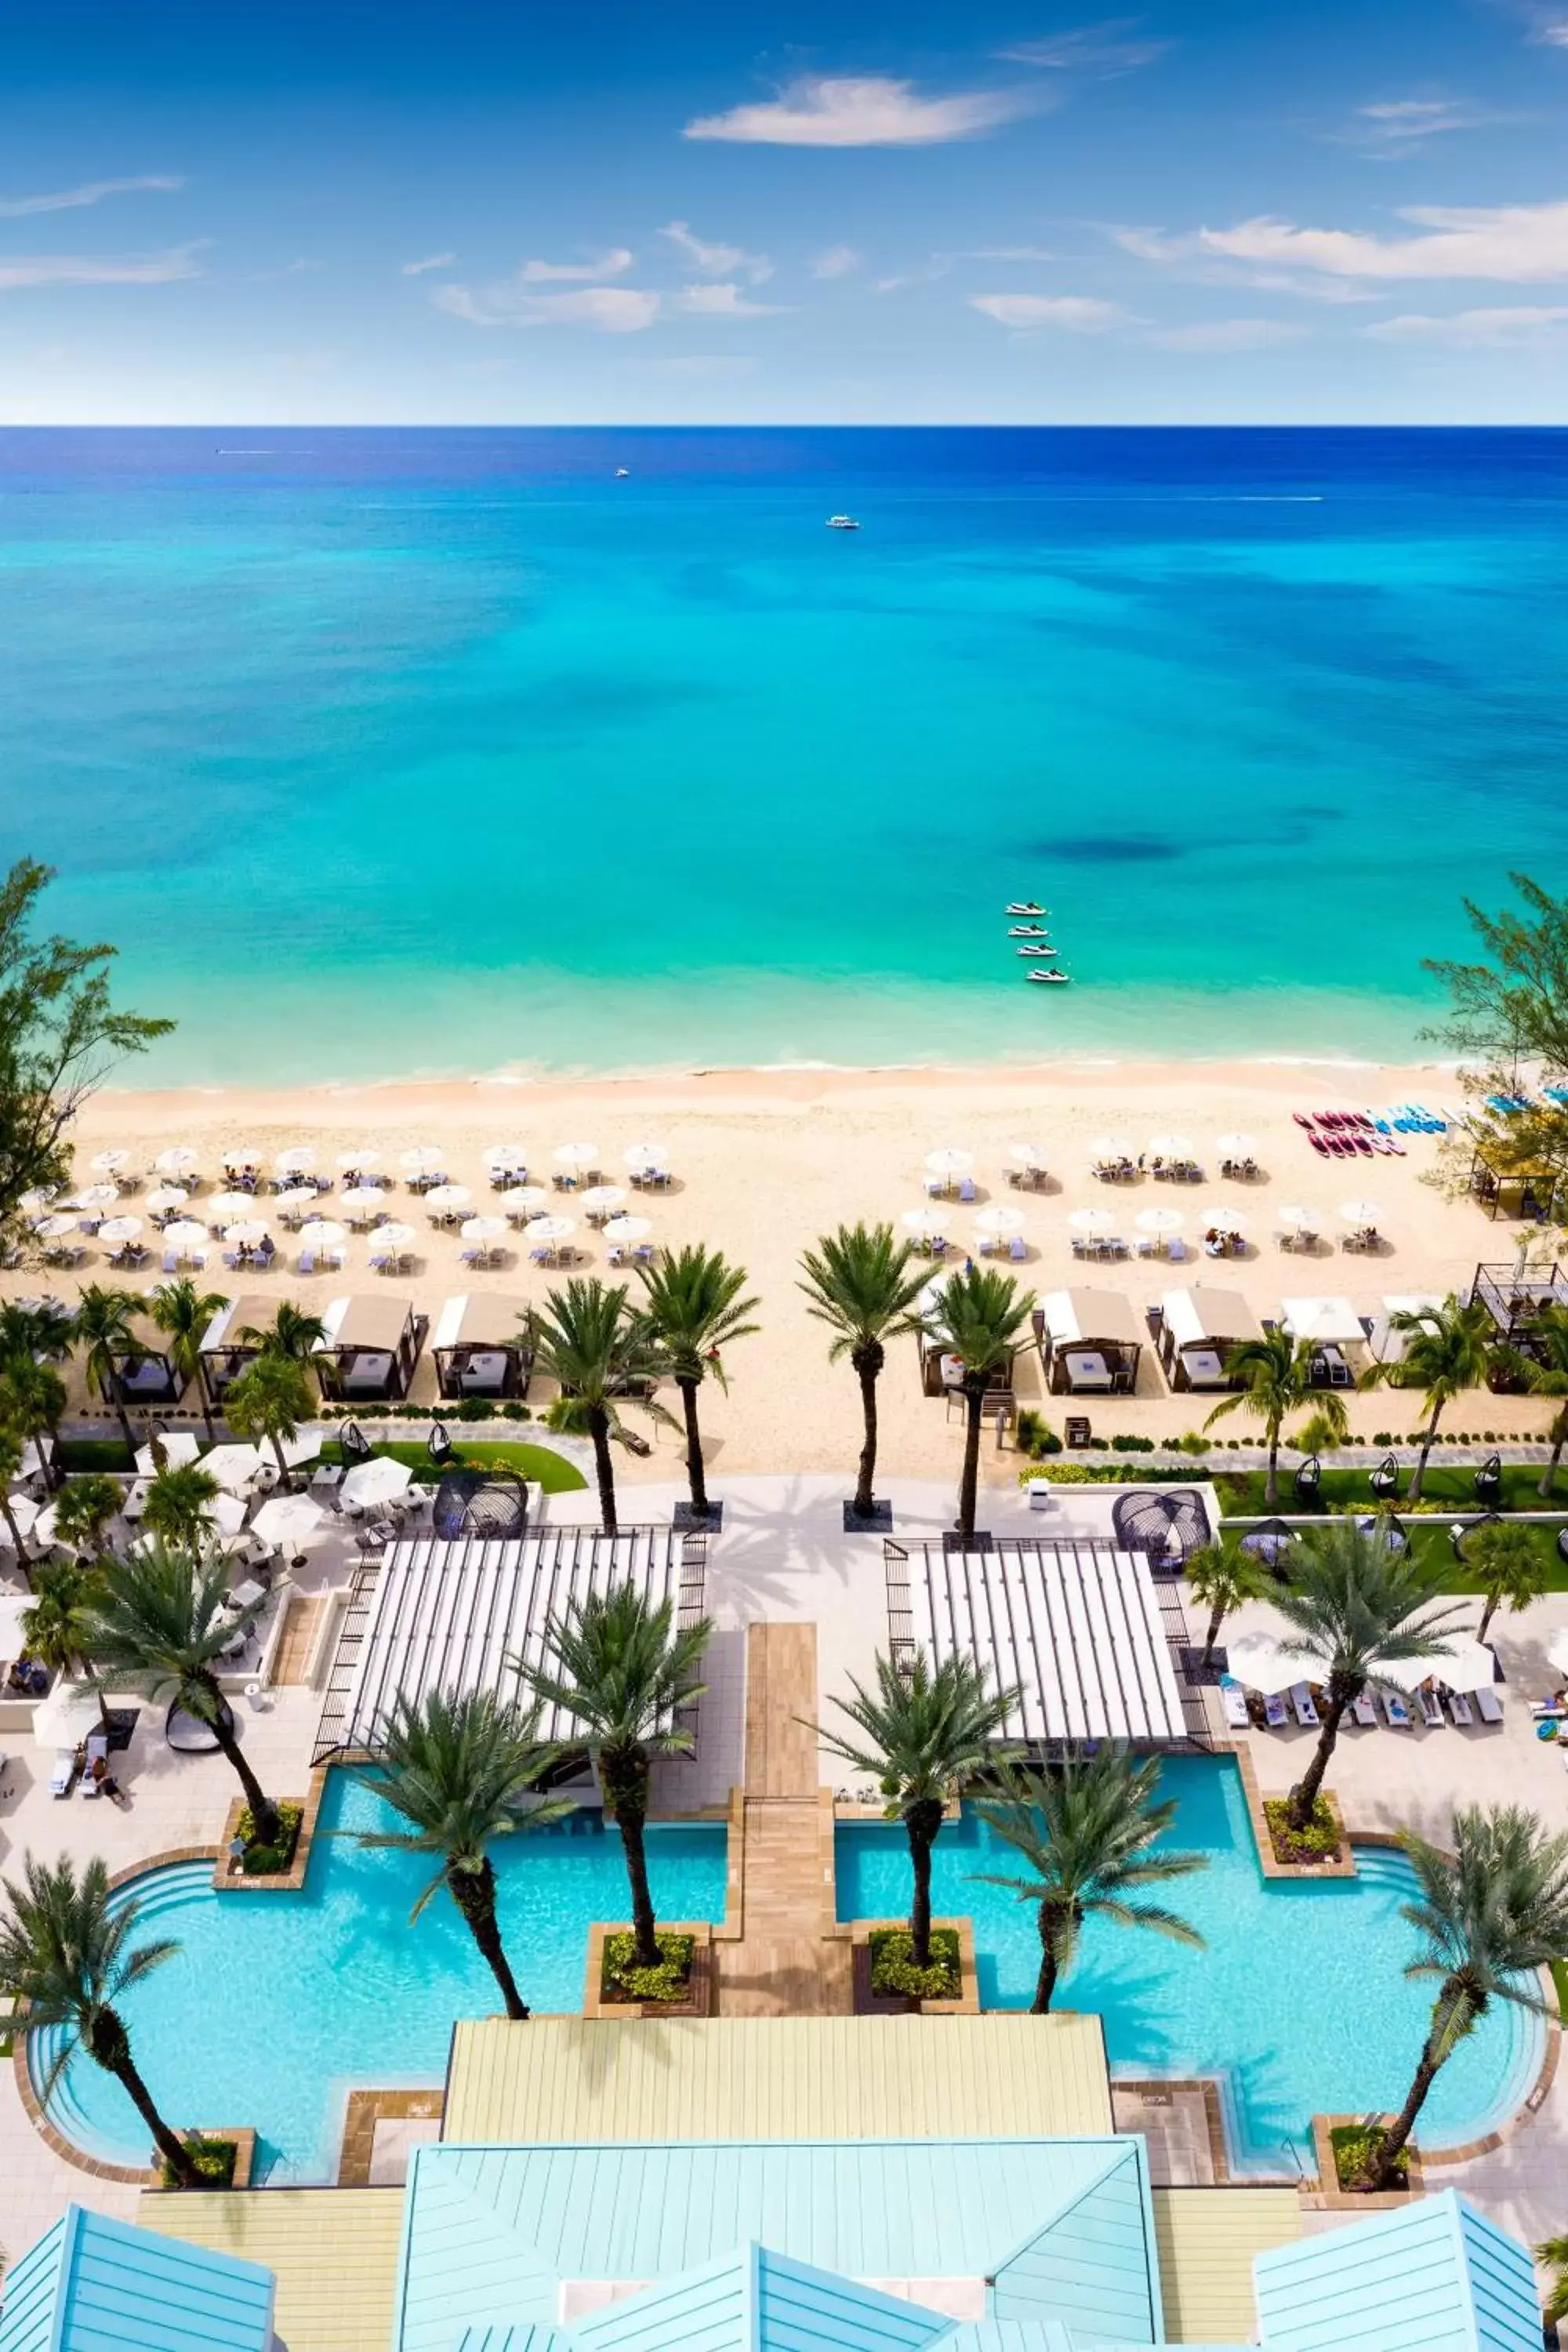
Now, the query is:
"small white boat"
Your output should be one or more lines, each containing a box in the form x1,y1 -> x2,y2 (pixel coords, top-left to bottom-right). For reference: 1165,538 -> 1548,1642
1006,902 -> 1047,916
1008,924 -> 1050,938
1026,968 -> 1071,985
1016,945 -> 1059,959
614,467 -> 630,478
826,514 -> 861,531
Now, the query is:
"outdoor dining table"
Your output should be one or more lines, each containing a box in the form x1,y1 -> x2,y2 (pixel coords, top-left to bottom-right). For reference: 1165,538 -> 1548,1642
230,1578 -> 267,1611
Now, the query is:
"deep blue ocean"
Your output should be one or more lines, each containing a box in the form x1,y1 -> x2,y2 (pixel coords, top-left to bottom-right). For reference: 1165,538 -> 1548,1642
3,426 -> 1566,1083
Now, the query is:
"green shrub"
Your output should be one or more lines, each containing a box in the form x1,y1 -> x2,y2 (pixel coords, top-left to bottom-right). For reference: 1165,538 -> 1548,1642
1263,1796 -> 1341,1864
234,1801 -> 303,1877
1330,2122 -> 1408,2192
501,1403 -> 532,1421
1178,1433 -> 1211,1456
601,1929 -> 695,2005
868,1926 -> 962,2002
455,1398 -> 495,1421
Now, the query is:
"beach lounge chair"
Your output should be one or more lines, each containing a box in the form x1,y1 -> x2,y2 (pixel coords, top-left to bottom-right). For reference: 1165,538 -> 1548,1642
1291,1682 -> 1319,1728
1418,1687 -> 1445,1729
299,1248 -> 316,1276
977,1234 -> 997,1256
1446,1690 -> 1475,1726
1475,1685 -> 1504,1725
162,1249 -> 179,1274
1167,1236 -> 1188,1262
1263,1691 -> 1289,1729
1351,1690 -> 1377,1726
1007,1235 -> 1027,1261
49,1750 -> 75,1797
1382,1690 -> 1413,1728
1218,1676 -> 1250,1731
958,1176 -> 977,1202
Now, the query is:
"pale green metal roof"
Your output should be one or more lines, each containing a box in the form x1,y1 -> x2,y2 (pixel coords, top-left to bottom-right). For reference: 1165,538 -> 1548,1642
570,2244 -> 956,2352
0,2207 -> 274,2352
1253,2191 -> 1541,2352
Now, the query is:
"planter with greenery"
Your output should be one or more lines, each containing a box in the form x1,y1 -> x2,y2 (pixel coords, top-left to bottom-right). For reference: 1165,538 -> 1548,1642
227,1802 -> 304,1878
1330,2120 -> 1413,2195
866,1925 -> 962,2003
598,1928 -> 697,2006
1262,1795 -> 1344,1867
157,2132 -> 242,2190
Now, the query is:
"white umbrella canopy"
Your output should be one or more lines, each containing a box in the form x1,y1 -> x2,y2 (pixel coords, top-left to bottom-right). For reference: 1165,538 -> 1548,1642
1339,1199 -> 1385,1227
340,1454 -> 413,1510
250,1494 -> 328,1550
1226,1633 -> 1305,1697
501,1185 -> 550,1216
901,1206 -> 950,1238
221,1149 -> 267,1173
1547,1627 -> 1568,1678
1148,1131 -> 1194,1158
144,1185 -> 191,1215
483,1142 -> 530,1171
201,1443 -> 268,1494
336,1147 -> 381,1172
209,1491 -> 249,1541
1135,1206 -> 1185,1236
603,1214 -> 653,1245
1204,1204 -> 1250,1235
154,1145 -> 200,1174
274,1145 -> 318,1176
96,1216 -> 143,1245
554,1142 -> 599,1171
423,1184 -> 473,1212
297,1218 -> 347,1250
31,1682 -> 106,1748
339,1186 -> 389,1217
400,1145 -> 445,1173
974,1204 -> 1025,1237
1383,1636 -> 1499,1697
924,1147 -> 974,1178
622,1142 -> 671,1171
19,1186 -> 58,1215
161,1218 -> 209,1250
1216,1131 -> 1258,1156
579,1185 -> 627,1215
460,1216 -> 506,1243
524,1215 -> 576,1245
223,1221 -> 270,1249
1067,1206 -> 1118,1236
3,1494 -> 42,1539
274,1186 -> 321,1214
77,1183 -> 120,1210
1277,1205 -> 1319,1231
1090,1134 -> 1134,1161
135,1431 -> 202,1475
33,1214 -> 78,1241
366,1221 -> 414,1251
210,1190 -> 260,1220
1007,1141 -> 1048,1170
89,1148 -> 130,1175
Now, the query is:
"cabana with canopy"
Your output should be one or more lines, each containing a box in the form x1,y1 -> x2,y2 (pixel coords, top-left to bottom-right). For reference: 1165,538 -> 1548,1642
1279,1295 -> 1370,1388
312,1295 -> 427,1402
431,1294 -> 534,1400
1036,1288 -> 1146,1396
105,1311 -> 198,1409
1156,1286 -> 1263,1391
1367,1292 -> 1446,1365
198,1293 -> 281,1399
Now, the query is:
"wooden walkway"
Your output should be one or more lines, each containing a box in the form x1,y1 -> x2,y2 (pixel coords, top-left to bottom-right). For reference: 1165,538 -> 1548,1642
714,1624 -> 851,2018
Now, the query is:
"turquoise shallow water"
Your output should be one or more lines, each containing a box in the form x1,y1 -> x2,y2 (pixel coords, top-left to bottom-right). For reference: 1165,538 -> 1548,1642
5,427 -> 1568,1081
834,1757 -> 1543,2172
34,1770 -> 728,2182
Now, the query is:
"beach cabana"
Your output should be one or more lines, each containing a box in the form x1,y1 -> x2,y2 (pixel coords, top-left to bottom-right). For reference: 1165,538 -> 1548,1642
198,1292 -> 278,1399
1467,1137 -> 1562,1223
1470,1258 -> 1568,1348
1038,1288 -> 1145,1396
1279,1295 -> 1370,1388
1367,1291 -> 1446,1365
104,1312 -> 198,1408
312,1294 -> 426,1402
1157,1286 -> 1263,1391
432,1294 -> 533,1400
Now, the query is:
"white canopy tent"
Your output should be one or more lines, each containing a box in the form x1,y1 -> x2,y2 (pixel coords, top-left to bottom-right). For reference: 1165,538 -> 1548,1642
1279,1297 -> 1369,1350
1367,1294 -> 1446,1365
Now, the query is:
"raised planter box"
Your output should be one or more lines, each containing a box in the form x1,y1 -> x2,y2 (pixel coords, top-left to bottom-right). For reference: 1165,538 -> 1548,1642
583,1921 -> 714,2018
848,1917 -> 979,2016
1310,2112 -> 1424,2209
1230,1747 -> 1356,1880
146,2126 -> 258,2194
212,1766 -> 328,1893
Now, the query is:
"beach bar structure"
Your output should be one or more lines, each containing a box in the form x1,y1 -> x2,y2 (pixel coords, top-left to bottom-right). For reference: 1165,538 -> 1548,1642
1467,1137 -> 1563,1223
1157,1286 -> 1264,1392
886,1536 -> 1195,1748
1470,1258 -> 1568,1349
107,1310 -> 197,1410
1037,1287 -> 1145,1396
432,1294 -> 533,1401
312,1295 -> 426,1403
314,1525 -> 709,1769
1278,1294 -> 1370,1388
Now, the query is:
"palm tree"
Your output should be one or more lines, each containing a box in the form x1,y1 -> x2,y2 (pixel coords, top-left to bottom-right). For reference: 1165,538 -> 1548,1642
148,1276 -> 227,1442
51,1472 -> 123,1563
0,1853 -> 198,2186
811,1650 -> 1020,1969
225,1351 -> 314,1479
0,1419 -> 37,1574
798,1222 -> 928,1521
1465,1520 -> 1548,1643
972,1748 -> 1207,2013
73,1284 -> 145,1450
1537,2234 -> 1568,2329
140,1461 -> 221,1551
0,1298 -> 75,1367
1273,1518 -> 1467,1831
1364,1296 -> 1496,1501
349,1688 -> 570,2020
1497,1304 -> 1568,1499
1363,1806 -> 1568,2189
1205,1331 -> 1348,1509
20,1558 -> 104,1682
515,1582 -> 711,1969
0,1358 -> 67,1491
1185,1541 -> 1273,1667
926,1265 -> 1036,1540
239,1300 -> 327,1380
527,1279 -> 666,1535
637,1244 -> 760,1518
85,1543 -> 281,1848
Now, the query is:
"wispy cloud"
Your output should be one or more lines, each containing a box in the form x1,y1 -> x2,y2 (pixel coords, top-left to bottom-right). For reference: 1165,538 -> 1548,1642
1338,96 -> 1500,155
1366,303 -> 1568,343
684,74 -> 1036,147
401,252 -> 456,276
433,279 -> 659,331
1144,317 -> 1307,350
659,221 -> 771,282
0,174 -> 183,220
519,248 -> 634,282
998,19 -> 1171,72
971,292 -> 1130,329
810,243 -> 860,279
0,243 -> 205,291
967,244 -> 1058,262
1117,201 -> 1568,283
677,282 -> 787,318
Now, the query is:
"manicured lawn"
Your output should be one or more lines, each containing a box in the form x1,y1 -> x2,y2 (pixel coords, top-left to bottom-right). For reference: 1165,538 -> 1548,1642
1213,1464 -> 1563,1517
1221,1501 -> 1568,1594
318,1437 -> 586,1494
57,1437 -> 136,1474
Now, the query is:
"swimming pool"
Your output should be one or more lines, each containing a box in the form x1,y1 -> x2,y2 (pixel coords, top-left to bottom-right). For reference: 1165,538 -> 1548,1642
834,1755 -> 1543,2173
35,1770 -> 728,2183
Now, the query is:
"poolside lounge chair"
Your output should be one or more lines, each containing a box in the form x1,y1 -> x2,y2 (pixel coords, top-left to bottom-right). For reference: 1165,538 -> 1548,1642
1475,1685 -> 1504,1725
1382,1690 -> 1413,1728
1007,1235 -> 1027,1261
1263,1691 -> 1289,1729
958,1176 -> 977,1202
299,1248 -> 316,1276
1218,1676 -> 1250,1731
49,1750 -> 74,1797
1351,1690 -> 1377,1727
1418,1686 -> 1444,1729
1446,1690 -> 1475,1726
1167,1236 -> 1188,1262
1291,1682 -> 1319,1728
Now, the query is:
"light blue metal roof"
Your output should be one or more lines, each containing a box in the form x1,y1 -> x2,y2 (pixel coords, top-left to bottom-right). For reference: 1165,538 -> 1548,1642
0,2206 -> 274,2352
569,2243 -> 955,2352
395,2139 -> 1161,2352
1254,2190 -> 1541,2352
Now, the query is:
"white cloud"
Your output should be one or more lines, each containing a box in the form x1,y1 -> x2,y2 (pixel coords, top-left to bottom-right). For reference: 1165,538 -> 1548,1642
1120,201 -> 1568,284
1143,317 -> 1308,350
433,280 -> 659,331
1338,96 -> 1497,154
971,292 -> 1129,330
810,243 -> 860,279
684,74 -> 1036,147
998,20 -> 1170,72
519,248 -> 634,282
0,243 -> 205,290
0,175 -> 183,219
401,252 -> 456,276
967,244 -> 1057,261
677,282 -> 786,318
659,220 -> 770,282
1366,304 -> 1568,344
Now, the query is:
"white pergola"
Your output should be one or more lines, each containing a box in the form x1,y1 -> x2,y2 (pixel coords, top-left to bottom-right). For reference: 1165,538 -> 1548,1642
317,1526 -> 707,1764
889,1537 -> 1190,1745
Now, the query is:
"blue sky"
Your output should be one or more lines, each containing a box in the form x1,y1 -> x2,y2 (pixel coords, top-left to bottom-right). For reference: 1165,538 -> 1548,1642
6,0 -> 1568,420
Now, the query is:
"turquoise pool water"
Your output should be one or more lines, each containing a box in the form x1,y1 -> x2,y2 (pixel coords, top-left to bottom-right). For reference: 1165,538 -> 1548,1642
834,1756 -> 1543,2173
35,1770 -> 728,2183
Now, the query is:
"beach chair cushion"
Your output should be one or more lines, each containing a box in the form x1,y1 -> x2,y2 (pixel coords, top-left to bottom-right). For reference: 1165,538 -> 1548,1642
1291,1682 -> 1319,1727
1475,1685 -> 1504,1723
1351,1690 -> 1377,1726
49,1750 -> 74,1796
1446,1691 -> 1474,1726
1263,1692 -> 1289,1729
1382,1690 -> 1413,1727
1218,1677 -> 1250,1730
1418,1688 -> 1444,1728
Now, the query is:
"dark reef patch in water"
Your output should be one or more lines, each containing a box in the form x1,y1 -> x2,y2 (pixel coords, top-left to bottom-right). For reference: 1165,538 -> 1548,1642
1032,836 -> 1187,864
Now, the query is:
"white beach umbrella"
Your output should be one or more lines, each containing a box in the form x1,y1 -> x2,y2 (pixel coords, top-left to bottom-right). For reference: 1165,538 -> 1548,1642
1204,1204 -> 1250,1235
1067,1206 -> 1117,1236
460,1216 -> 506,1244
154,1145 -> 200,1175
3,1494 -> 42,1540
974,1204 -> 1025,1238
483,1142 -> 530,1172
339,1185 -> 389,1217
501,1185 -> 549,1217
1276,1205 -> 1319,1232
209,1491 -> 249,1541
603,1214 -> 653,1245
423,1184 -> 473,1212
1148,1132 -> 1194,1158
161,1219 -> 209,1250
1547,1627 -> 1568,1679
1385,1636 -> 1498,1697
96,1216 -> 143,1245
1007,1141 -> 1048,1170
336,1146 -> 381,1172
1135,1207 -> 1185,1236
1226,1633 -> 1303,1697
622,1142 -> 671,1171
144,1185 -> 191,1215
901,1206 -> 950,1239
135,1431 -> 202,1475
31,1682 -> 106,1749
1339,1199 -> 1384,1227
917,1271 -> 956,1323
554,1142 -> 599,1171
1216,1132 -> 1258,1156
524,1215 -> 576,1245
924,1147 -> 974,1178
298,1218 -> 347,1250
223,1220 -> 270,1249
1090,1134 -> 1134,1161
33,1213 -> 77,1241
77,1183 -> 119,1210
340,1454 -> 413,1510
222,1148 -> 267,1172
250,1494 -> 328,1551
274,1185 -> 321,1215
366,1220 -> 414,1252
210,1189 -> 260,1220
401,1145 -> 445,1174
89,1149 -> 130,1175
19,1186 -> 58,1215
201,1443 -> 268,1494
579,1185 -> 627,1215
274,1146 -> 318,1176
